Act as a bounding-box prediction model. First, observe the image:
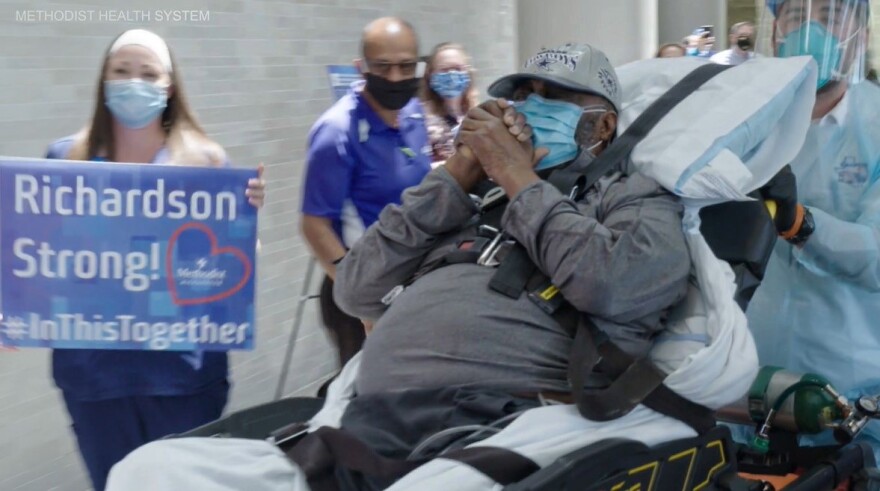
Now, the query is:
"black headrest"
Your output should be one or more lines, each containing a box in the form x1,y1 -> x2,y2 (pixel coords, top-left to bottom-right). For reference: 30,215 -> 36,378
698,198 -> 777,280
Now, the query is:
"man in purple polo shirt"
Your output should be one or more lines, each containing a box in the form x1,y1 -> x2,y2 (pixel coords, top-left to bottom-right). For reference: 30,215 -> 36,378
301,17 -> 432,369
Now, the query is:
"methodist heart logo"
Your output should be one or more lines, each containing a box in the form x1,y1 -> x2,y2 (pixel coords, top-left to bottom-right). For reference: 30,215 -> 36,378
166,222 -> 252,306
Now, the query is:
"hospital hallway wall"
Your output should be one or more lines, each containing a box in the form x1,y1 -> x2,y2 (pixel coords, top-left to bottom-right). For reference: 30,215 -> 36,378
518,0 -> 726,66
0,1 -> 516,489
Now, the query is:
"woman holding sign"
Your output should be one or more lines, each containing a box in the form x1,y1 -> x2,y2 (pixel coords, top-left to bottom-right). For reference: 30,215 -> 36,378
43,29 -> 265,491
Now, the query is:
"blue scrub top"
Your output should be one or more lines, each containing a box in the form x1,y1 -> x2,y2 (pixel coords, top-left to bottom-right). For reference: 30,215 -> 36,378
45,136 -> 228,401
301,80 -> 432,247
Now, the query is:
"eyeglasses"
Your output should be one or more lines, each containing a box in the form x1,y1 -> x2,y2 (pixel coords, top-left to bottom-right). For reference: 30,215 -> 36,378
511,84 -> 580,103
366,60 -> 419,77
436,65 -> 471,73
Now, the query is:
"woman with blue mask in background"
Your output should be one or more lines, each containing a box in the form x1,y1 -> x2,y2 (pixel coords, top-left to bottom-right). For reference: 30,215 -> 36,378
421,42 -> 478,163
745,0 -> 880,461
44,29 -> 265,490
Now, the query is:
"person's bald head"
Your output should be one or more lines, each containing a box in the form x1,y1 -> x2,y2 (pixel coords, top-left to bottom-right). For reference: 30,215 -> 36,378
360,17 -> 419,65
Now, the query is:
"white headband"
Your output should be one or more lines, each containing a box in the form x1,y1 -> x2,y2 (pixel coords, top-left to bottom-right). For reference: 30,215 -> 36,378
109,29 -> 173,73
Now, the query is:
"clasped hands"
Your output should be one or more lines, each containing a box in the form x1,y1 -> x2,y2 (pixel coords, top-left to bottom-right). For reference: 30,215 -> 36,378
446,99 -> 549,197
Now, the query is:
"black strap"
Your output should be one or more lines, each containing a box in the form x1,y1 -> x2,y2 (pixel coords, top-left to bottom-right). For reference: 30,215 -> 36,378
286,426 -> 539,490
286,426 -> 425,491
488,245 -> 535,299
567,314 -> 716,435
547,166 -> 586,199
642,384 -> 717,434
567,316 -> 658,421
446,446 -> 541,485
405,250 -> 482,287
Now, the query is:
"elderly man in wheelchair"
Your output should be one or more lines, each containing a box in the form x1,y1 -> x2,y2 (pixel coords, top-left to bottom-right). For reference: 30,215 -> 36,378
106,43 -> 880,491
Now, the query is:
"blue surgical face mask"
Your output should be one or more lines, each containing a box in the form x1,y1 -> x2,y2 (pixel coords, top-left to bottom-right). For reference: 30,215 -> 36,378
778,20 -> 847,89
104,79 -> 168,129
686,46 -> 699,56
514,94 -> 607,171
430,70 -> 471,99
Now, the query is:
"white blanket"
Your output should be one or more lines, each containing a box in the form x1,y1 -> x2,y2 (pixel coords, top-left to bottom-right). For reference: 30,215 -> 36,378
106,57 -> 818,491
618,56 -> 817,206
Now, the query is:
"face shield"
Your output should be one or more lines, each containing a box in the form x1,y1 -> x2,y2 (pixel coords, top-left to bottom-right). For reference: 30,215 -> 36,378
759,0 -> 871,89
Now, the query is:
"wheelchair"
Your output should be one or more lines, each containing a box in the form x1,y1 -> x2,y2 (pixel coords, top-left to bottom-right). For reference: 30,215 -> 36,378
170,199 -> 880,490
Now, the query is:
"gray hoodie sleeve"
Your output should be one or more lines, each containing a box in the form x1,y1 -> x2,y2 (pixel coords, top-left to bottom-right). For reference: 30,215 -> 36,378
502,174 -> 690,324
334,167 -> 478,320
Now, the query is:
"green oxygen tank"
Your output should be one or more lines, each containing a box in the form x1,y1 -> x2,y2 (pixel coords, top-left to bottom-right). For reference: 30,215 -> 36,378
746,366 -> 843,434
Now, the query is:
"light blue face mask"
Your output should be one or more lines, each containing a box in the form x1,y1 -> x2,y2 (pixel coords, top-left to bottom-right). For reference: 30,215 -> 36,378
514,93 -> 606,170
778,20 -> 844,89
104,79 -> 168,129
430,71 -> 471,99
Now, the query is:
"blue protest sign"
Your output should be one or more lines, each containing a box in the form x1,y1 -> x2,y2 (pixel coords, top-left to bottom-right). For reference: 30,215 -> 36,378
0,158 -> 258,351
326,65 -> 361,101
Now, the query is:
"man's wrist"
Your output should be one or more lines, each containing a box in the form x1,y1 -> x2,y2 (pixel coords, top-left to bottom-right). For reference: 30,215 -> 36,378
445,152 -> 482,192
496,167 -> 540,198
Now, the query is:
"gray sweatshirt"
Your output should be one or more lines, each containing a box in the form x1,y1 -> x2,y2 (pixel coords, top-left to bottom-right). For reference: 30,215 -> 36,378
334,159 -> 690,395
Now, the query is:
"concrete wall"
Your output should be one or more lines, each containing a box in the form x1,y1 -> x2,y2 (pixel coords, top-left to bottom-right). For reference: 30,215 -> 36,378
516,0 -> 726,68
869,0 -> 879,77
658,0 -> 727,49
0,1 -> 517,489
518,0 -> 658,68
729,0 -> 758,27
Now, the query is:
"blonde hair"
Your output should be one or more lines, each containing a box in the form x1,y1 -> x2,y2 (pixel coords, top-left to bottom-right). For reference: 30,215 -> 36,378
421,42 -> 478,118
67,31 -> 225,167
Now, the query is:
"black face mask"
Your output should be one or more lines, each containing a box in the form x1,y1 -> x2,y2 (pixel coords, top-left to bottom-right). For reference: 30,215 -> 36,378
364,73 -> 419,111
737,36 -> 753,51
